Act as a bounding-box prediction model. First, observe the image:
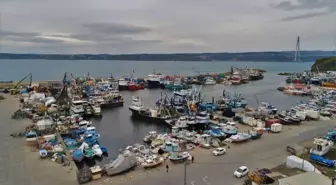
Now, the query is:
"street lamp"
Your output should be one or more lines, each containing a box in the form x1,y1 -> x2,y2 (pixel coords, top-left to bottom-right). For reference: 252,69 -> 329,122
184,161 -> 190,185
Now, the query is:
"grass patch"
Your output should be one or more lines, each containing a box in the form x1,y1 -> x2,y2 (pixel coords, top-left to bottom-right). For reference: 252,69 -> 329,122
300,149 -> 336,178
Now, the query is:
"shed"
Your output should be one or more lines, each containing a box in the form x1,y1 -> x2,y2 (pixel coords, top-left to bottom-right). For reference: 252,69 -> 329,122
278,171 -> 331,185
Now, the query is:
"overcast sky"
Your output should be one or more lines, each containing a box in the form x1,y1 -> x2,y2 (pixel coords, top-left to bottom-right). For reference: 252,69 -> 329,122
0,0 -> 335,54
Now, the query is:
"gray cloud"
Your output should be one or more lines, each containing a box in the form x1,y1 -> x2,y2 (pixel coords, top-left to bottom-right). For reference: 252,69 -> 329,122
0,0 -> 335,53
0,30 -> 39,37
81,22 -> 152,35
281,12 -> 329,21
273,0 -> 335,21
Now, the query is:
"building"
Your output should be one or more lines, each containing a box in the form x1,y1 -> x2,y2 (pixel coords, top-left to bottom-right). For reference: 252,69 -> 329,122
278,171 -> 332,185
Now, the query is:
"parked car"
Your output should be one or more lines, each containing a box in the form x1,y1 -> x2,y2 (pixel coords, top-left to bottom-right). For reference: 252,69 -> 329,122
234,166 -> 249,178
213,147 -> 226,156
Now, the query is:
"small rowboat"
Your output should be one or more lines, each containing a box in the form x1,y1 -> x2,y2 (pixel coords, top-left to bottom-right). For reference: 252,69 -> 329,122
141,155 -> 164,168
169,152 -> 190,162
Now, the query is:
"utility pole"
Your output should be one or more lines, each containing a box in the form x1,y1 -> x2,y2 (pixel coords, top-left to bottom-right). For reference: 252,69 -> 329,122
184,162 -> 190,185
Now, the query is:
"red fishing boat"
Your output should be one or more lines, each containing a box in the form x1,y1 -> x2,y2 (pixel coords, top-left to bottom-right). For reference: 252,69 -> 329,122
128,82 -> 145,91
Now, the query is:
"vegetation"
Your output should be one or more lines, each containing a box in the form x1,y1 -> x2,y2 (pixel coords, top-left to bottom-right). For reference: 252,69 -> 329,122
0,51 -> 335,62
0,95 -> 5,100
311,56 -> 336,72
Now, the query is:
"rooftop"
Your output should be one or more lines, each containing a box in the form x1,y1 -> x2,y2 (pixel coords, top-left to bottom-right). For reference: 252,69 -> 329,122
278,171 -> 331,185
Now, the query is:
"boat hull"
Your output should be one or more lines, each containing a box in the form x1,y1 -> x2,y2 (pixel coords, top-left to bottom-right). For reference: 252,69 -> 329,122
129,108 -> 170,125
147,80 -> 161,89
101,101 -> 124,108
118,85 -> 129,91
249,75 -> 264,81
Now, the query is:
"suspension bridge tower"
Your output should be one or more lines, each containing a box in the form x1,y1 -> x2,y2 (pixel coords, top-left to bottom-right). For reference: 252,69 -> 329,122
294,36 -> 300,61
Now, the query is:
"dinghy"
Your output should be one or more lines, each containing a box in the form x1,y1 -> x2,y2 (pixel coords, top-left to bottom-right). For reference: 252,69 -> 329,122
169,152 -> 190,162
141,155 -> 164,168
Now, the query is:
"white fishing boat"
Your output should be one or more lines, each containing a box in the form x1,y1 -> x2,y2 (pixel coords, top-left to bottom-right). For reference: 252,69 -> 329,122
175,116 -> 188,129
78,120 -> 92,128
196,111 -> 210,124
93,104 -> 102,116
141,155 -> 164,168
310,138 -> 334,156
70,100 -> 86,115
129,96 -> 145,113
147,70 -> 165,89
204,77 -> 216,85
92,144 -> 103,157
186,116 -> 196,125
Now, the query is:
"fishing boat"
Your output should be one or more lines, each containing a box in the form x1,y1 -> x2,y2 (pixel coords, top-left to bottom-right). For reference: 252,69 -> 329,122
204,77 -> 216,85
70,100 -> 86,115
128,81 -> 144,91
310,138 -> 334,156
230,75 -> 241,85
164,80 -> 191,90
146,70 -> 165,89
39,149 -> 48,158
129,96 -> 144,112
118,78 -> 129,90
84,147 -> 95,160
187,116 -> 196,125
249,71 -> 264,81
169,152 -> 190,162
72,149 -> 84,162
279,117 -> 292,125
175,116 -> 188,129
93,104 -> 102,117
207,127 -> 226,139
196,111 -> 210,124
230,133 -> 251,143
92,144 -> 103,158
222,125 -> 238,136
141,155 -> 165,168
248,130 -> 263,140
100,145 -> 108,157
143,131 -> 158,144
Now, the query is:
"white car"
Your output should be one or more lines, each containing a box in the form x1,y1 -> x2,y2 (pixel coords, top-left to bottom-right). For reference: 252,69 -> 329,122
234,166 -> 249,178
213,147 -> 226,156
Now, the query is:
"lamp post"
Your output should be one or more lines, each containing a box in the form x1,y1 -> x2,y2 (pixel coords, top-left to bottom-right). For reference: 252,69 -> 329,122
184,161 -> 190,185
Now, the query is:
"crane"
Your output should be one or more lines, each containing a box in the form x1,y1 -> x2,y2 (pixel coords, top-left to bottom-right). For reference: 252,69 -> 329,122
10,73 -> 32,95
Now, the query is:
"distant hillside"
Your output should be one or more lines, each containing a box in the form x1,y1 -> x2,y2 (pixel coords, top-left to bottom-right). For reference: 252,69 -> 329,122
0,51 -> 335,61
311,56 -> 336,72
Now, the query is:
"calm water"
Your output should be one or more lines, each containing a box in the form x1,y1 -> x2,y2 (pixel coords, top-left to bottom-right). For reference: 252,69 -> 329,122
0,60 -> 313,160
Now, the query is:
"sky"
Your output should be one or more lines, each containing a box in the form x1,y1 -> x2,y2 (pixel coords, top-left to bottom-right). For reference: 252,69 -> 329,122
0,0 -> 335,54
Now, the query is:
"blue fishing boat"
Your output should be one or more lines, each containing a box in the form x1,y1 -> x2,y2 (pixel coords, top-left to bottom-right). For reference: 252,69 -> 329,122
222,125 -> 238,136
310,154 -> 335,167
63,138 -> 78,147
207,127 -> 226,139
198,102 -> 218,112
324,129 -> 336,142
100,145 -> 109,157
72,149 -> 84,162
